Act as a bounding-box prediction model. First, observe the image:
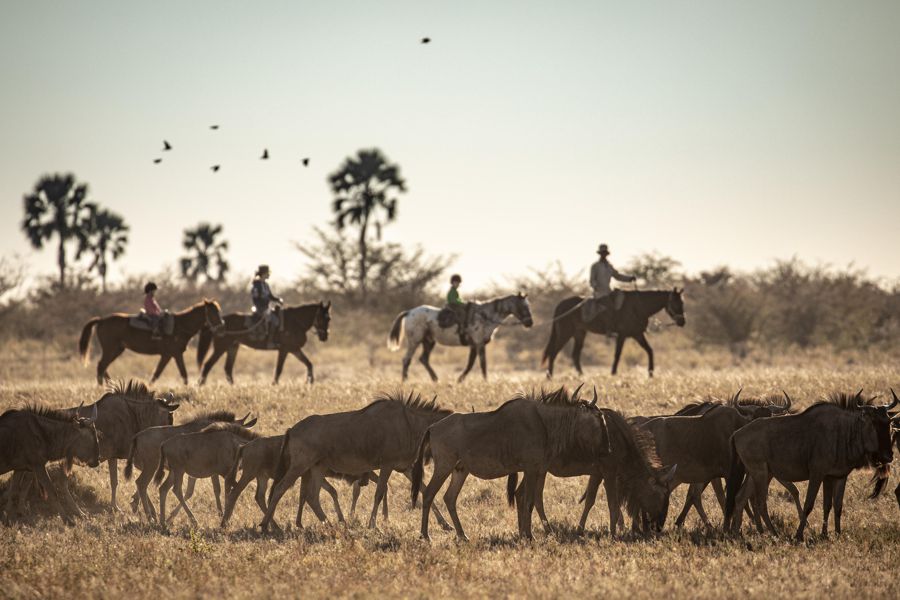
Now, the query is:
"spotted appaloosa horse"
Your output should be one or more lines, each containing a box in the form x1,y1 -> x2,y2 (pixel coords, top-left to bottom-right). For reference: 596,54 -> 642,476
387,293 -> 533,382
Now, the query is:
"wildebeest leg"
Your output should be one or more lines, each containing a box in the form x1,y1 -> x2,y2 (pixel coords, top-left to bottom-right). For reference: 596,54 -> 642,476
253,477 -> 268,515
675,483 -> 703,528
796,475 -> 822,541
634,333 -> 654,377
711,478 -> 726,513
350,480 -> 361,516
729,477 -> 754,533
158,472 -> 174,527
396,469 -> 451,530
221,472 -> 255,528
173,353 -> 189,386
135,470 -> 158,523
420,460 -> 454,541
199,345 -> 228,385
519,471 -> 538,540
97,345 -> 125,385
442,469 -> 470,541
107,459 -> 123,513
33,466 -> 72,525
314,478 -> 343,524
611,335 -> 626,376
368,468 -> 392,529
211,476 -> 223,515
691,485 -> 713,528
171,471 -> 198,528
304,471 -> 330,523
832,478 -> 846,535
603,476 -> 622,537
821,477 -> 834,536
167,475 -> 195,522
59,474 -> 85,518
261,465 -> 305,532
3,471 -> 26,520
577,473 -> 603,532
457,345 -> 477,383
272,349 -> 288,385
571,330 -> 586,376
149,354 -> 172,384
224,345 -> 240,385
292,350 -> 315,384
777,479 -> 803,520
530,472 -> 550,531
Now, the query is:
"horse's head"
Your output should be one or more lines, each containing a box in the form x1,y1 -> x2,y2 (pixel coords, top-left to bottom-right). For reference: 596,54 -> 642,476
513,292 -> 533,328
204,299 -> 225,332
314,301 -> 331,342
666,288 -> 686,327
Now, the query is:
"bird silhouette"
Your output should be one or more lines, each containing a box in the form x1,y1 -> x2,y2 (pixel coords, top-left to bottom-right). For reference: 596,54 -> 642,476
421,37 -> 431,44
210,125 -> 219,130
302,158 -> 310,166
261,149 -> 269,159
163,140 -> 172,151
153,158 -> 162,164
211,165 -> 220,172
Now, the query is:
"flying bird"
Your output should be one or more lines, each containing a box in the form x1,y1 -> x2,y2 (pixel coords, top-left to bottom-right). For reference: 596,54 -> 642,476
261,149 -> 269,159
163,140 -> 172,151
421,37 -> 431,44
211,165 -> 220,172
153,158 -> 162,164
302,158 -> 310,166
210,125 -> 219,130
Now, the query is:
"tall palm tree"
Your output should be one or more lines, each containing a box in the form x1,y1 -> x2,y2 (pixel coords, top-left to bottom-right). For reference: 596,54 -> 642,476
180,223 -> 230,284
329,148 -> 406,299
78,206 -> 129,292
20,173 -> 94,288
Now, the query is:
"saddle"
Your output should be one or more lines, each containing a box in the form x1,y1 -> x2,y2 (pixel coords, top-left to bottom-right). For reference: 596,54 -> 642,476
581,292 -> 625,330
129,311 -> 174,335
244,309 -> 282,343
437,307 -> 458,329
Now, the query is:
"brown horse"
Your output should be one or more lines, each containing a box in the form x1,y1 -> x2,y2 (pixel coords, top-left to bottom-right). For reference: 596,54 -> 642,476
196,302 -> 331,385
79,299 -> 224,385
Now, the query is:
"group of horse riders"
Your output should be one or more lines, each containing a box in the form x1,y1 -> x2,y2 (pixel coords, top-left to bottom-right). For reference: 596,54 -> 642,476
140,244 -> 633,344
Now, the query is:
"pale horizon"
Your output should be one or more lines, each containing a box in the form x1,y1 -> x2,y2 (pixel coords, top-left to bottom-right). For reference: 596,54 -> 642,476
2,0 -> 899,294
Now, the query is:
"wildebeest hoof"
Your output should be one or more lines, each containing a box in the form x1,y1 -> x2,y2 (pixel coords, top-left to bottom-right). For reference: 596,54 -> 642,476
439,522 -> 454,532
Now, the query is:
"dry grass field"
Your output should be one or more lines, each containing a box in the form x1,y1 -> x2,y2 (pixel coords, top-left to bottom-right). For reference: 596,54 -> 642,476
1,339 -> 899,599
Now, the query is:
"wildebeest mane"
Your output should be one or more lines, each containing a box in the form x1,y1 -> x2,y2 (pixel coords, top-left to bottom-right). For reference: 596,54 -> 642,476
17,404 -> 79,422
602,409 -> 663,516
371,391 -> 451,415
201,421 -> 260,440
186,410 -> 236,424
104,378 -> 155,402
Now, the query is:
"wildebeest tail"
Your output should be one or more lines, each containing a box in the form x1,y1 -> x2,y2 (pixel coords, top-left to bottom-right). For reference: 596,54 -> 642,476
506,473 -> 518,507
153,445 -> 168,485
868,464 -> 891,500
724,435 -> 745,523
387,310 -> 409,351
225,444 -> 245,493
124,436 -> 138,480
267,430 -> 291,507
79,317 -> 100,364
410,429 -> 431,507
196,326 -> 214,368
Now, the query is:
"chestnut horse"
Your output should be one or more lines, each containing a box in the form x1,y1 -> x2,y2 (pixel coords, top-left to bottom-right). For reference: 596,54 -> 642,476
79,299 -> 224,385
195,301 -> 331,385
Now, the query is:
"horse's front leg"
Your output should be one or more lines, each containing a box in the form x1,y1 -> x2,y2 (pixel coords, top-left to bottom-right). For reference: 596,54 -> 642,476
610,335 -> 625,376
635,333 -> 654,377
173,353 -> 189,385
292,350 -> 314,384
458,346 -> 477,383
477,345 -> 488,380
150,354 -> 173,383
273,349 -> 288,385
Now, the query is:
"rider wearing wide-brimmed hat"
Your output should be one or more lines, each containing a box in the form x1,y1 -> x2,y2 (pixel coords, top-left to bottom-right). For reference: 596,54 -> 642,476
586,243 -> 635,321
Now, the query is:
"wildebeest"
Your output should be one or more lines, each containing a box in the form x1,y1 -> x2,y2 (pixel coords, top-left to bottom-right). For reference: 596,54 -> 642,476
725,390 -> 896,540
261,392 -> 453,533
220,434 -> 384,529
0,405 -> 99,524
153,422 -> 259,527
411,386 -> 611,541
124,410 -> 255,523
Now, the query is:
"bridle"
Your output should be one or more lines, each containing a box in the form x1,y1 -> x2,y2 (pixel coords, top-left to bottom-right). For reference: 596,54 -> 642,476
204,303 -> 225,333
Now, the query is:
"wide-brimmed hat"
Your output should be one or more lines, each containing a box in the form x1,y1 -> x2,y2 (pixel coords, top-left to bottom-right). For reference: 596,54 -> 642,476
596,244 -> 610,256
256,264 -> 270,276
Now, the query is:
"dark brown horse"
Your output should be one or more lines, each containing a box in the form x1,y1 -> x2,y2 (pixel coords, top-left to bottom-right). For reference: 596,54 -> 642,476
79,300 -> 224,385
196,302 -> 331,385
542,289 -> 685,378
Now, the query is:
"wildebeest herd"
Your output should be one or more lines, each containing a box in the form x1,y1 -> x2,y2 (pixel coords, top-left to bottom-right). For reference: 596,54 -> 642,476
1,380 -> 897,542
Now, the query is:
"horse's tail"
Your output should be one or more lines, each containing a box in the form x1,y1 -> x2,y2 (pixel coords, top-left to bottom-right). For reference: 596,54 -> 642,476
79,317 -> 100,364
267,429 -> 291,507
410,429 -> 431,507
542,300 -> 573,367
123,436 -> 137,480
541,323 -> 559,367
387,310 -> 409,351
506,473 -> 518,507
196,326 -> 214,368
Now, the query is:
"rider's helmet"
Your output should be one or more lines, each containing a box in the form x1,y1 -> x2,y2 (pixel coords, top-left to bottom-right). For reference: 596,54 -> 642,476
450,274 -> 462,285
144,282 -> 158,294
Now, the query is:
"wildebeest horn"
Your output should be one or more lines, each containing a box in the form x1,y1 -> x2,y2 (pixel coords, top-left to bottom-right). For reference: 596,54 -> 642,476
238,412 -> 251,424
662,464 -> 678,484
731,387 -> 743,405
782,390 -> 792,409
571,383 -> 585,403
243,416 -> 258,428
855,388 -> 865,405
590,386 -> 598,407
887,388 -> 899,410
89,403 -> 98,423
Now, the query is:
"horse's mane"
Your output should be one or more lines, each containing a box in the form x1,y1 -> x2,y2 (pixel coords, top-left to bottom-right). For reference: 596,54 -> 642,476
16,404 -> 78,422
186,410 -> 236,424
371,391 -> 451,416
201,421 -> 260,440
104,378 -> 155,402
176,298 -> 221,316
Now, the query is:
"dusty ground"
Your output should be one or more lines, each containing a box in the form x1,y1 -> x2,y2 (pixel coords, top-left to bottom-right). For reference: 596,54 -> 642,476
1,340 -> 898,598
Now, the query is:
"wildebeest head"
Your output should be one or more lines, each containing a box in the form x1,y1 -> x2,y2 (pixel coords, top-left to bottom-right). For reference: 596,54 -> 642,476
514,292 -> 533,328
154,392 -> 180,426
862,389 -> 898,467
665,288 -> 686,327
315,301 -> 332,342
69,403 -> 101,470
644,464 -> 678,531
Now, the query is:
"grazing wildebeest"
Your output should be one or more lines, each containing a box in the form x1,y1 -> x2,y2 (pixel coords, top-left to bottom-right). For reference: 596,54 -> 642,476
261,392 -> 453,533
725,390 -> 896,540
542,288 -> 685,378
79,299 -> 224,384
154,422 -> 260,527
196,301 -> 332,385
387,293 -> 533,382
220,434 -> 383,529
124,410 -> 254,523
0,405 -> 99,524
411,386 -> 611,541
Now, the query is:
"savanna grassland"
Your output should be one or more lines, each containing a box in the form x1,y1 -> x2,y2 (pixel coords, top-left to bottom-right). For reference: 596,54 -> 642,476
1,335 -> 899,599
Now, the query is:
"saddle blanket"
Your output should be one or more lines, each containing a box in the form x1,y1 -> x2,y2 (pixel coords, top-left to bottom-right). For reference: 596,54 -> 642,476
129,311 -> 174,335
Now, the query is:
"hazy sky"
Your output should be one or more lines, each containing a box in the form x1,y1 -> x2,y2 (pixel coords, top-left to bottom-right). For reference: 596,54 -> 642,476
1,0 -> 898,293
